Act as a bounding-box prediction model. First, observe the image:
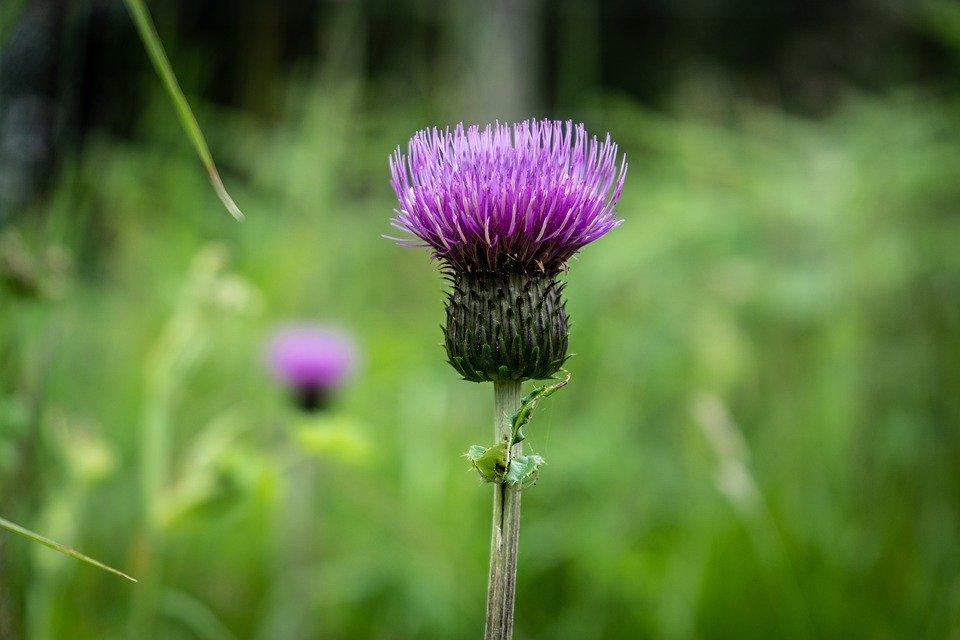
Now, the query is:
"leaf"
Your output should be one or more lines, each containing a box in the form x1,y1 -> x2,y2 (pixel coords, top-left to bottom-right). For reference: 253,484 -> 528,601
505,454 -> 545,486
297,418 -> 371,463
122,0 -> 244,221
466,443 -> 508,482
0,516 -> 136,582
466,445 -> 489,461
509,369 -> 571,445
466,370 -> 568,487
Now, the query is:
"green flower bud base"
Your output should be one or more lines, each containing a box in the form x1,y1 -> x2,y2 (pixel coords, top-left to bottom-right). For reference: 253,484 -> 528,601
444,271 -> 568,383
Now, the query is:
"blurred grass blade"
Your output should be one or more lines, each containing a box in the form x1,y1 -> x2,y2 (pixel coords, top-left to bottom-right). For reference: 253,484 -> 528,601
0,516 -> 137,583
161,589 -> 238,640
122,0 -> 244,221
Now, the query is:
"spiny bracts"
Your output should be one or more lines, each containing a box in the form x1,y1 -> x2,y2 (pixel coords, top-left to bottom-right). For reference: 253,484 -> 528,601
444,271 -> 568,382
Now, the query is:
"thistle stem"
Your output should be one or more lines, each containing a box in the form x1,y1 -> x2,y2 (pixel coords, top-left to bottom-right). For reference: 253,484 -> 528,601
485,380 -> 522,640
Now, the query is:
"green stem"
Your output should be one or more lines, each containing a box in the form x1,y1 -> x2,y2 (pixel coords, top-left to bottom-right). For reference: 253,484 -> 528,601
484,380 -> 522,640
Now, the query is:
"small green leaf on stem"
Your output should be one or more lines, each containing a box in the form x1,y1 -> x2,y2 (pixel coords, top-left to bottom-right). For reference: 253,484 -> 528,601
468,371 -> 568,487
510,369 -> 571,445
466,444 -> 489,461
0,516 -> 137,582
466,443 -> 508,482
505,454 -> 545,487
122,0 -> 244,221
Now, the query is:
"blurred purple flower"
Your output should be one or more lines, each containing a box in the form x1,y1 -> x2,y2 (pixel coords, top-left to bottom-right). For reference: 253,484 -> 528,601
267,324 -> 356,411
388,119 -> 626,274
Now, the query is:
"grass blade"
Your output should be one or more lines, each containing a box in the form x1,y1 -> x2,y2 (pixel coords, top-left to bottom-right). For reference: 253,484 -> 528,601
122,0 -> 244,221
0,516 -> 137,583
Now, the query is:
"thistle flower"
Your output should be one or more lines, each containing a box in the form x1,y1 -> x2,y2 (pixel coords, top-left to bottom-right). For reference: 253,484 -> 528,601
388,119 -> 626,640
389,119 -> 625,274
389,119 -> 626,382
267,324 -> 356,412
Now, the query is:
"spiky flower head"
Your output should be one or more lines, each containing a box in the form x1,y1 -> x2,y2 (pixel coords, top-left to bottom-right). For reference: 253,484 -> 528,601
389,119 -> 626,274
388,119 -> 626,382
267,324 -> 356,411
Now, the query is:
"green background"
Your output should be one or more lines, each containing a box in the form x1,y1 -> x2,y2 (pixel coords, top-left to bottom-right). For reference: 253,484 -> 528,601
2,1 -> 960,638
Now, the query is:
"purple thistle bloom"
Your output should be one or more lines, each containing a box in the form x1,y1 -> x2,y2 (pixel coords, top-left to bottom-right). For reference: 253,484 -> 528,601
267,324 -> 356,411
388,119 -> 626,273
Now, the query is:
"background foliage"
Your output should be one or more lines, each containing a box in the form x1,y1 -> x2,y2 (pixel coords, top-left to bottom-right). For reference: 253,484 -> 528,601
2,1 -> 960,638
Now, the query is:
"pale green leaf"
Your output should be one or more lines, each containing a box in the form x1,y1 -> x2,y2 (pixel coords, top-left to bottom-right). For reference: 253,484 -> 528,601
466,443 -> 508,482
505,454 -> 545,486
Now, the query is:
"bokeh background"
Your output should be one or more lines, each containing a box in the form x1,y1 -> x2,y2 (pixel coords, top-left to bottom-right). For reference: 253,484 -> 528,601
3,1 -> 960,638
